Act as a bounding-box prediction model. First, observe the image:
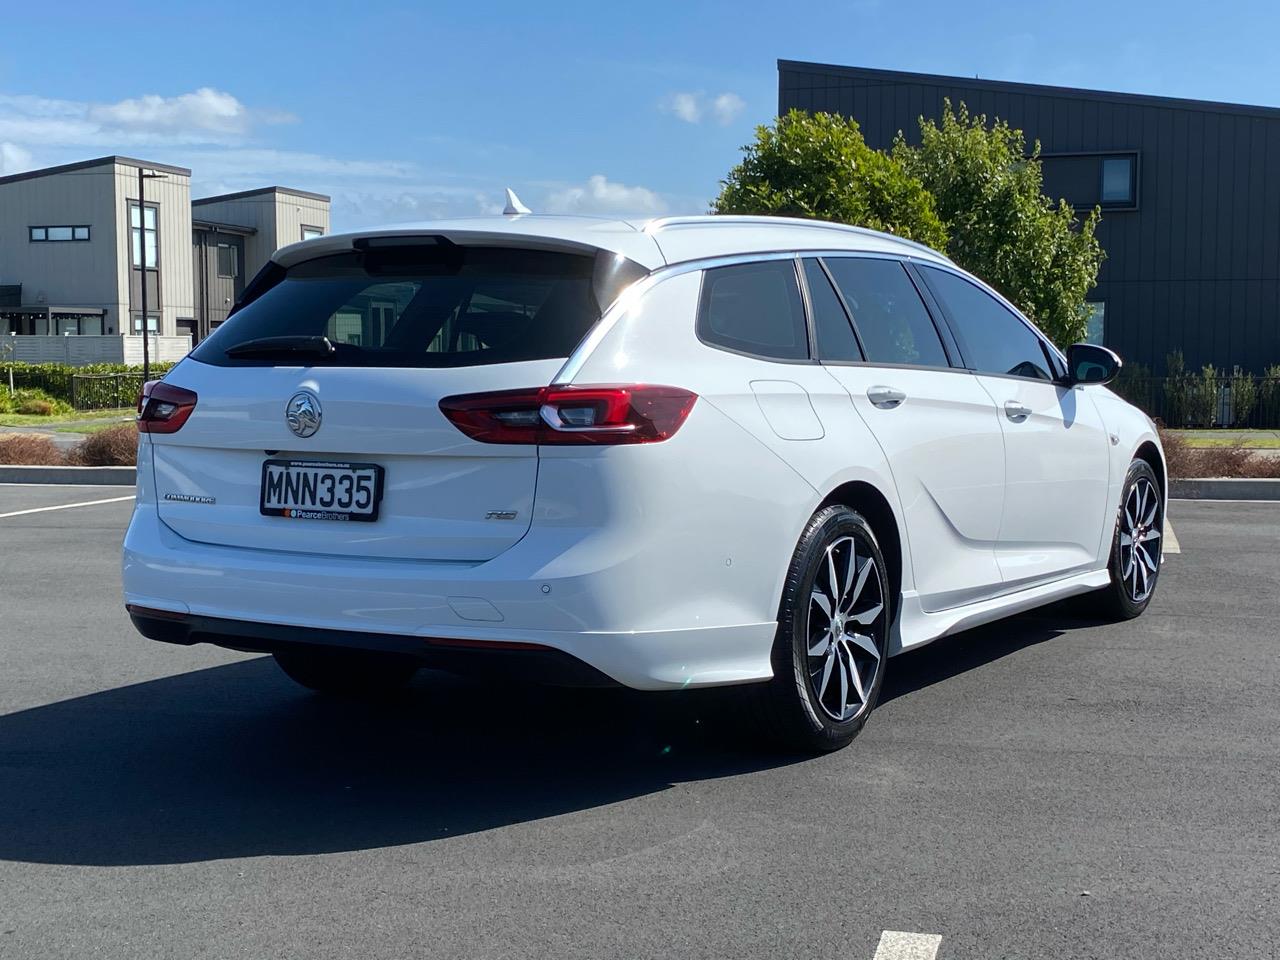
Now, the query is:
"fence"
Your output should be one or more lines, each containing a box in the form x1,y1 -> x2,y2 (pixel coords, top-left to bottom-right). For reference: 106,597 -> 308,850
3,362 -> 176,408
69,373 -> 147,412
4,335 -> 191,366
1112,375 -> 1280,429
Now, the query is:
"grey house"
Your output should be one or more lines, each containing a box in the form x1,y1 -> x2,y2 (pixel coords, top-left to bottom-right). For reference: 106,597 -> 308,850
0,156 -> 330,361
779,60 -> 1280,374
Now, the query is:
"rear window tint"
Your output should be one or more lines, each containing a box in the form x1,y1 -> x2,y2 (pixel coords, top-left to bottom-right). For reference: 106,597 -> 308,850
803,258 -> 862,362
697,260 -> 808,360
823,257 -> 949,368
193,246 -> 602,368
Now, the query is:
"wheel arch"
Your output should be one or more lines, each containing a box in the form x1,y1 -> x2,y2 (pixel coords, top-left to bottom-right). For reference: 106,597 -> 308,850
818,481 -> 903,618
1134,439 -> 1166,501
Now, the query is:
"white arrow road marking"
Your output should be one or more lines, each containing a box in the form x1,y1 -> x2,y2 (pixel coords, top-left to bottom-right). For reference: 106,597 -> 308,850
872,930 -> 942,960
0,495 -> 134,520
1163,519 -> 1181,554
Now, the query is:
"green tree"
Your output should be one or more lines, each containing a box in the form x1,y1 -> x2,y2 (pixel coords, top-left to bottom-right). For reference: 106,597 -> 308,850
712,109 -> 948,250
893,101 -> 1105,347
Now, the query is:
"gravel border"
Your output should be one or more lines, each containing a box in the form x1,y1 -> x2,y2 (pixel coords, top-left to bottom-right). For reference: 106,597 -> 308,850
1169,478 -> 1280,500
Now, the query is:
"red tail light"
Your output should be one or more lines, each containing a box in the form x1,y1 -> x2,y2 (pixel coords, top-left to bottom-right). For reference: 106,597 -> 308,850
136,381 -> 198,434
440,385 -> 697,445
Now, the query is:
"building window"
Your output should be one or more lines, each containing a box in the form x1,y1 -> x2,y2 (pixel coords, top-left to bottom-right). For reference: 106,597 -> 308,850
1100,157 -> 1135,206
1040,152 -> 1138,210
30,225 -> 91,242
216,243 -> 238,279
1084,302 -> 1106,345
130,313 -> 161,334
130,204 -> 158,269
301,226 -> 323,241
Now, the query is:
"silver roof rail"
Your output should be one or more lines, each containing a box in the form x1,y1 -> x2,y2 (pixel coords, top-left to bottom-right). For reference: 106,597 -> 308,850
643,215 -> 952,262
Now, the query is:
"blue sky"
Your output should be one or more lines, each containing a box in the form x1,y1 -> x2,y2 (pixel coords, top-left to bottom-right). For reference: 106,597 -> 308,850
2,0 -> 1278,230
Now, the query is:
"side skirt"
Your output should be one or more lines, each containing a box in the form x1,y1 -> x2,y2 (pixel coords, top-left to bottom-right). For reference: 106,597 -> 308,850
889,567 -> 1111,656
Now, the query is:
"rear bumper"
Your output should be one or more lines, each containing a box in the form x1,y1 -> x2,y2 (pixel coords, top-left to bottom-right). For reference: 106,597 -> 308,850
122,506 -> 777,691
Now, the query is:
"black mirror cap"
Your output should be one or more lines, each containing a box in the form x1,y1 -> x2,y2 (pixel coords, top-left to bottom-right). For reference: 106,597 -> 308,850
1066,343 -> 1122,386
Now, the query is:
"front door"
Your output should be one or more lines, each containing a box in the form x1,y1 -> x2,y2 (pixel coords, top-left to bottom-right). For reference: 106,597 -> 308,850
916,265 -> 1111,586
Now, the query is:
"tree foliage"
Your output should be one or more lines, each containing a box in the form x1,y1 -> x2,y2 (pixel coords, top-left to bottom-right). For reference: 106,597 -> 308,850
712,110 -> 948,251
712,104 -> 1107,349
893,101 -> 1104,346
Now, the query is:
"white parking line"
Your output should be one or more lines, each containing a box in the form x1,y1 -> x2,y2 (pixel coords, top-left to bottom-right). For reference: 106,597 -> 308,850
0,495 -> 135,520
873,930 -> 943,960
1164,519 -> 1181,554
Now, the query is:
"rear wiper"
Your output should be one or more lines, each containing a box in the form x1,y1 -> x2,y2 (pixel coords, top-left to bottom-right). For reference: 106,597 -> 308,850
225,335 -> 336,361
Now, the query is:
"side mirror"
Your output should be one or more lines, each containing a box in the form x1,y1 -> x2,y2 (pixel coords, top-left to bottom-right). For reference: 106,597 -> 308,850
1065,343 -> 1121,386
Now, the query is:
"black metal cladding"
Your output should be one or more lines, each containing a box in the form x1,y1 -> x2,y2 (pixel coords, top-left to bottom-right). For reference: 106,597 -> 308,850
778,60 -> 1280,374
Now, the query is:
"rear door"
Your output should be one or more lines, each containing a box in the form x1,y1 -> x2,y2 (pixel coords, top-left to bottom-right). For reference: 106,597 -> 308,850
150,245 -> 606,562
813,256 -> 1007,612
916,264 -> 1111,586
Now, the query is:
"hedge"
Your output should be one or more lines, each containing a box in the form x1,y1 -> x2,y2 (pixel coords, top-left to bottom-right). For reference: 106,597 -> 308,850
1,361 -> 177,408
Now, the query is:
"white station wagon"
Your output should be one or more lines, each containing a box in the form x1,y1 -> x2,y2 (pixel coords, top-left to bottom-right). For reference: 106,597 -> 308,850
124,213 -> 1165,752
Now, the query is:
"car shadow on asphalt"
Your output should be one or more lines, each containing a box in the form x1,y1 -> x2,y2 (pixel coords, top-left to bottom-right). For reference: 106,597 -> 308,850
0,604 -> 1096,867
0,657 -> 792,867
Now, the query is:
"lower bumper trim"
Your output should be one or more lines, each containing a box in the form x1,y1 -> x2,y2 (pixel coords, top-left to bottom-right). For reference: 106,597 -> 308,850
128,610 -> 619,688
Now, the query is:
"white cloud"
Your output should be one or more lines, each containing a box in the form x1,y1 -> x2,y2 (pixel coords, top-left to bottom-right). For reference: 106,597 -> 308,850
661,91 -> 746,126
544,174 -> 668,216
185,147 -> 416,184
0,88 -> 290,148
667,92 -> 702,124
92,88 -> 263,138
711,92 -> 745,125
0,141 -> 32,174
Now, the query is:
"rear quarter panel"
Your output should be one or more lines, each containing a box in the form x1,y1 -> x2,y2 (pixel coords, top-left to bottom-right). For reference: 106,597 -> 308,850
561,269 -> 915,624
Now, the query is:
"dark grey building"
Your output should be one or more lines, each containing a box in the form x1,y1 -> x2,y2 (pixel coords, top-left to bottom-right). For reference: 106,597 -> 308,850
779,60 -> 1280,375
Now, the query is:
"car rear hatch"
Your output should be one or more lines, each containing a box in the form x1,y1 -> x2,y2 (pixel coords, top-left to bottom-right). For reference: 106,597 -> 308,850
148,240 -> 647,562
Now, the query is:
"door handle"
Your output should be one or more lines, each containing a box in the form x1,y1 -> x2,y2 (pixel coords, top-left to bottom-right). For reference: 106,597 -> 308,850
1004,400 -> 1032,422
867,385 -> 906,409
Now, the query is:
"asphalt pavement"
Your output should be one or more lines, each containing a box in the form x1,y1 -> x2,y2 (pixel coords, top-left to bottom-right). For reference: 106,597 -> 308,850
1,485 -> 1277,959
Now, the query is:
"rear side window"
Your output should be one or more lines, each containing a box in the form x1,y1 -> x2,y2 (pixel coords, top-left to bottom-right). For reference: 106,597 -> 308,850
697,260 -> 808,360
918,266 -> 1054,381
803,259 -> 862,362
192,246 -> 603,368
823,258 -> 949,368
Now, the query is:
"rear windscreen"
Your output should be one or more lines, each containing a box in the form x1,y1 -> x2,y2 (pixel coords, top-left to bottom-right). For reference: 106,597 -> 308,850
192,246 -> 605,368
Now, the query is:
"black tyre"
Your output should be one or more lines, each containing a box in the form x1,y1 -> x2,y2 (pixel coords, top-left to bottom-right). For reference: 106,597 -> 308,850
753,505 -> 892,753
273,648 -> 419,696
1085,459 -> 1164,620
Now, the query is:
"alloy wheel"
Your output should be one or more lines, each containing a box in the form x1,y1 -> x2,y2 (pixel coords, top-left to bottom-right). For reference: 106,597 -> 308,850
1119,477 -> 1161,603
807,535 -> 885,722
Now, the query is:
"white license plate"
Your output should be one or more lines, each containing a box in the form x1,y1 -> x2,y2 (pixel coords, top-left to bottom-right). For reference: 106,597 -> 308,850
260,459 -> 384,522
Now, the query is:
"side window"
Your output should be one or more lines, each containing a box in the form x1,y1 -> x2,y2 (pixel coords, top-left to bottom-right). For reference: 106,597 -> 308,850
918,267 -> 1054,381
823,257 -> 949,367
697,260 -> 808,360
803,259 -> 862,362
